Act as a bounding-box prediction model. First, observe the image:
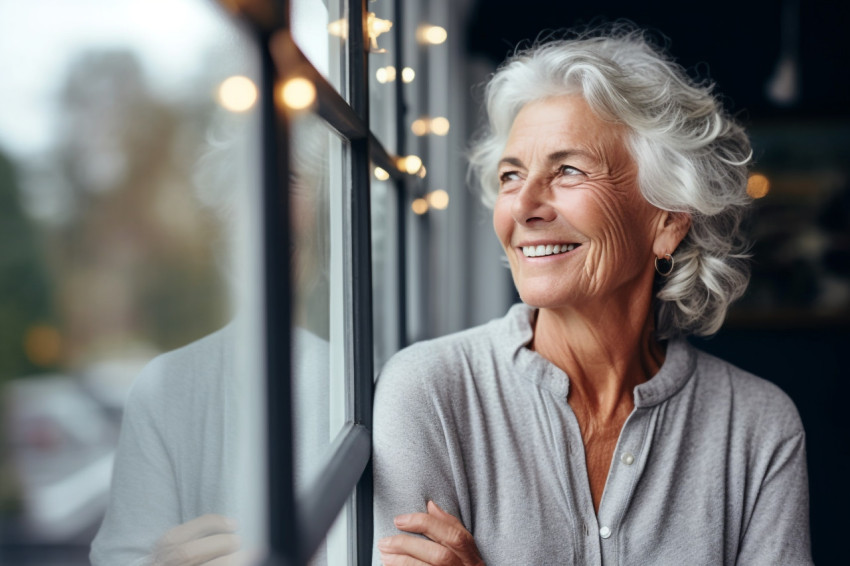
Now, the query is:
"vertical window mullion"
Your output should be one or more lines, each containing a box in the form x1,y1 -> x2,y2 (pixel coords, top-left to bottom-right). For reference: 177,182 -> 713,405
392,0 -> 409,349
347,1 -> 375,563
259,28 -> 300,565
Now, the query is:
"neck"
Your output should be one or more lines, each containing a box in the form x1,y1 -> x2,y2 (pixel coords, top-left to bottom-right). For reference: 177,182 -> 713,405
530,297 -> 664,419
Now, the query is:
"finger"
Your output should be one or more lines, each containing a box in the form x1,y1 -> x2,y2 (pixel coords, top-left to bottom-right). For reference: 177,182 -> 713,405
158,514 -> 239,548
427,501 -> 463,527
155,533 -> 242,566
378,534 -> 459,566
394,503 -> 483,566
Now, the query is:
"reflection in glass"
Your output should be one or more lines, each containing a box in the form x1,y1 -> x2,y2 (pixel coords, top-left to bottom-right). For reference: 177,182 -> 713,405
289,113 -> 348,493
0,1 -> 266,564
291,0 -> 348,100
368,0 -> 398,152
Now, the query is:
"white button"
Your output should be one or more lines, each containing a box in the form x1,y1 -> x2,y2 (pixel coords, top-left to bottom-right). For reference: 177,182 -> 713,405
621,452 -> 635,465
599,526 -> 612,539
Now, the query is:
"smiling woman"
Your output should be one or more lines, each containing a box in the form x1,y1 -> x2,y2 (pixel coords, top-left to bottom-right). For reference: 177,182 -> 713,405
372,25 -> 812,566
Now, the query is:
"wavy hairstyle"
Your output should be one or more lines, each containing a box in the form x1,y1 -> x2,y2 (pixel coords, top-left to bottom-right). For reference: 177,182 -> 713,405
468,26 -> 753,338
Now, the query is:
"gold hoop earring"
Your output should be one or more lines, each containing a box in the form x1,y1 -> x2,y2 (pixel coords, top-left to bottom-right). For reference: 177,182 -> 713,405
655,253 -> 674,276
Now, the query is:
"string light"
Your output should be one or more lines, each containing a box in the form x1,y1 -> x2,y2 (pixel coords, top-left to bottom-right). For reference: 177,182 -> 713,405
376,66 -> 397,84
398,155 -> 423,175
411,198 -> 429,215
218,76 -> 258,112
367,12 -> 392,52
417,24 -> 447,45
279,77 -> 316,110
401,67 -> 415,83
411,118 -> 429,136
427,189 -> 449,210
410,117 -> 450,136
327,19 -> 347,39
430,116 -> 450,136
747,173 -> 771,199
374,166 -> 390,181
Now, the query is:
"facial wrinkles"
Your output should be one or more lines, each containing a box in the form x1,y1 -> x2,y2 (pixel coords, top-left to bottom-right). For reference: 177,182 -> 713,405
495,94 -> 663,310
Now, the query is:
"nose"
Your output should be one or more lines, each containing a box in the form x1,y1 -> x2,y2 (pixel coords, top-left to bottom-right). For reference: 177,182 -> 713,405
511,174 -> 556,226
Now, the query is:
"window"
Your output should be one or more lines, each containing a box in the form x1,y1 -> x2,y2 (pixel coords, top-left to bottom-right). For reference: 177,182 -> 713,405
0,1 -> 481,564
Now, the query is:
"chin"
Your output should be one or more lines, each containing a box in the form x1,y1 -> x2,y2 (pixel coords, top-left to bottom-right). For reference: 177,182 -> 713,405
516,287 -> 580,311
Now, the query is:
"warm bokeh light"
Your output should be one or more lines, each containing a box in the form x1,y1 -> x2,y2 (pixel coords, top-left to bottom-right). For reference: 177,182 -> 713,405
374,166 -> 390,181
328,19 -> 347,39
417,165 -> 427,179
218,75 -> 258,112
279,77 -> 316,110
427,189 -> 450,210
376,66 -> 396,84
747,173 -> 771,199
430,116 -> 450,136
411,118 -> 429,136
367,12 -> 393,52
399,154 -> 422,175
401,67 -> 415,83
24,324 -> 63,367
418,24 -> 447,45
411,198 -> 429,215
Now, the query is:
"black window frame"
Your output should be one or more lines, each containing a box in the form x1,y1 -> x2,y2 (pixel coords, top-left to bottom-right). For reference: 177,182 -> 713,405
219,1 -> 408,563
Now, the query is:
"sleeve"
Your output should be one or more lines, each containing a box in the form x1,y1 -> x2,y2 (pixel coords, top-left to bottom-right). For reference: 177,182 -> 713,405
371,348 -> 468,565
735,430 -> 813,565
89,357 -> 182,566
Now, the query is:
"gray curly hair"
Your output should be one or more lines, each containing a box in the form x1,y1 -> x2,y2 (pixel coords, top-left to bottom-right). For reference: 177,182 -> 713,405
468,26 -> 753,338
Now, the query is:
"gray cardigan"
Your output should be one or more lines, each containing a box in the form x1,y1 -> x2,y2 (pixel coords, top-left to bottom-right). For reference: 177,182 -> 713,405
372,303 -> 813,565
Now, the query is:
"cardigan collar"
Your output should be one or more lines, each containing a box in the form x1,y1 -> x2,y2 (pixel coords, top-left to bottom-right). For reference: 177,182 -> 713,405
501,302 -> 697,408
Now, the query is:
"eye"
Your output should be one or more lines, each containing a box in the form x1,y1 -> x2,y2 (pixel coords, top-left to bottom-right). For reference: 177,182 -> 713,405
499,170 -> 521,182
558,165 -> 584,176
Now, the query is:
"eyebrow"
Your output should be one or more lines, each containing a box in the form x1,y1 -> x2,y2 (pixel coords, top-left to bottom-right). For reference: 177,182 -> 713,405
498,149 -> 596,169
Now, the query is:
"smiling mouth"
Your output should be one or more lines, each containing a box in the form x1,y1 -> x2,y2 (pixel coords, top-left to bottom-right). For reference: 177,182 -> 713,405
521,243 -> 580,258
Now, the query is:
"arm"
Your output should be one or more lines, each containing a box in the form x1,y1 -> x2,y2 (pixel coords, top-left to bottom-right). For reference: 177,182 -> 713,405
90,357 -> 244,566
736,431 -> 813,565
371,351 -> 475,565
90,357 -> 183,565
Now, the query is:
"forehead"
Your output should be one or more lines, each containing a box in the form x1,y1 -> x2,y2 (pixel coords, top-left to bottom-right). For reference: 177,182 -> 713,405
502,95 -> 627,160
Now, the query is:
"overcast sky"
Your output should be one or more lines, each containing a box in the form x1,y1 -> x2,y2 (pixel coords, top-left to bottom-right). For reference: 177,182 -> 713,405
0,0 -> 242,159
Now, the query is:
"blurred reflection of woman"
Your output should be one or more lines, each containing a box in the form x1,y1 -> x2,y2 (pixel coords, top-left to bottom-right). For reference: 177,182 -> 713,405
373,27 -> 813,565
90,115 -> 331,566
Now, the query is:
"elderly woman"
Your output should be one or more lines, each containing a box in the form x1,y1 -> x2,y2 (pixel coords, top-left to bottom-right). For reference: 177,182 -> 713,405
373,29 -> 812,565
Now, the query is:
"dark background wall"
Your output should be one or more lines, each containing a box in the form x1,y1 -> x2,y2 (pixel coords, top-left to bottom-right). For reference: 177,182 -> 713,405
465,1 -> 850,562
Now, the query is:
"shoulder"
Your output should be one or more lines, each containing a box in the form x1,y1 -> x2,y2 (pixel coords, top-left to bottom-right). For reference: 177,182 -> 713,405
377,308 -> 522,397
689,344 -> 804,439
375,306 -> 531,425
125,325 -> 233,420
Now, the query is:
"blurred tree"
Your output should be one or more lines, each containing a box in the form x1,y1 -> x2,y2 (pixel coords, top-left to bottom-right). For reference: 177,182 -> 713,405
0,150 -> 53,383
44,49 -> 229,366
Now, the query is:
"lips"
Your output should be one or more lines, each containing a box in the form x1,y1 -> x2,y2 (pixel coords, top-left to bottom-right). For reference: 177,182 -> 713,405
521,243 -> 580,257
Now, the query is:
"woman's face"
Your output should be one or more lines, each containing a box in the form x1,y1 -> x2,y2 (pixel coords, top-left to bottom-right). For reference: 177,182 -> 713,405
493,94 -> 671,312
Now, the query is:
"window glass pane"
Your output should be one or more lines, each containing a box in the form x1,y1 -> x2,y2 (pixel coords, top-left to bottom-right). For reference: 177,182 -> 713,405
313,494 -> 352,565
371,171 -> 400,370
290,113 -> 349,492
0,1 -> 266,564
291,0 -> 348,101
367,0 -> 397,152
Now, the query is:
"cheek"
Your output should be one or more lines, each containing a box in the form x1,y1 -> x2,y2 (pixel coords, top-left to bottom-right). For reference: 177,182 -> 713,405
492,197 -> 514,246
577,190 -> 658,274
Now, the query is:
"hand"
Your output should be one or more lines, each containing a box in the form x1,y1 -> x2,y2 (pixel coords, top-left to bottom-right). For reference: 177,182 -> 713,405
377,501 -> 485,566
150,514 -> 253,566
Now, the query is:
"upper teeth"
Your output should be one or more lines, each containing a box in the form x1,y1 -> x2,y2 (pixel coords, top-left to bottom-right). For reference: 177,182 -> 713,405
522,244 -> 577,257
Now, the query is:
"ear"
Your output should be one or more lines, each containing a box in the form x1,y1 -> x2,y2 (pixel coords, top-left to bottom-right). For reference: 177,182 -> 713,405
652,211 -> 691,257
